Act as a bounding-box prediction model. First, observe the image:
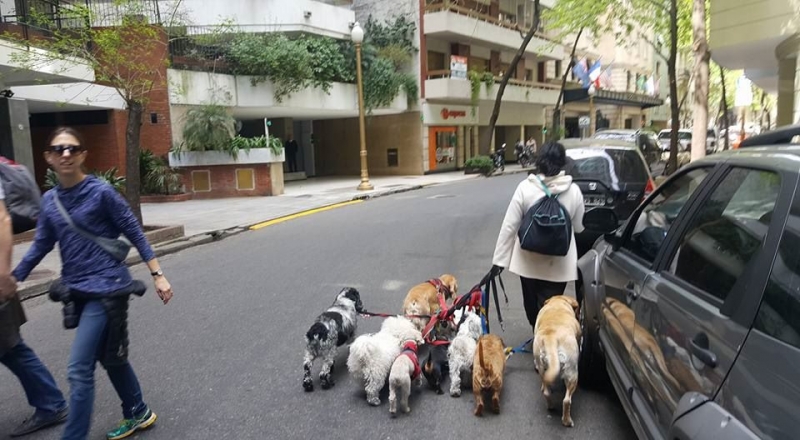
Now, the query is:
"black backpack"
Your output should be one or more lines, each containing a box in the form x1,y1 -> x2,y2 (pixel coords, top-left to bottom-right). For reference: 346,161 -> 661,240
517,176 -> 572,256
0,160 -> 41,234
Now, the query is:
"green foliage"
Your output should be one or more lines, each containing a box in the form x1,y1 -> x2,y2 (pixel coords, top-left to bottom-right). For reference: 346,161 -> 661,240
468,70 -> 496,114
227,33 -> 314,102
464,155 -> 494,176
303,35 -> 355,88
229,135 -> 284,159
44,167 -> 126,193
180,104 -> 235,152
140,150 -> 181,195
363,57 -> 402,110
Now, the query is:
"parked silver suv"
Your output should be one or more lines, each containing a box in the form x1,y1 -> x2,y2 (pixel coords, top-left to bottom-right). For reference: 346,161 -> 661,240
576,131 -> 800,440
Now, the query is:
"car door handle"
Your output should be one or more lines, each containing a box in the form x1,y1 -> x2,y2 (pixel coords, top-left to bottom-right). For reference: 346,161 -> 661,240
625,281 -> 640,300
690,333 -> 718,368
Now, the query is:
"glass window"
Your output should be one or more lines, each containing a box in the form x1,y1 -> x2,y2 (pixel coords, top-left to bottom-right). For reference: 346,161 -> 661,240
624,168 -> 710,264
565,148 -> 648,187
669,168 -> 780,302
755,203 -> 800,348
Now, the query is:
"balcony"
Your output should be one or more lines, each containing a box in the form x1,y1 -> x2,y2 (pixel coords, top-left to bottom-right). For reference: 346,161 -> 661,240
425,69 -> 559,106
424,0 -> 564,61
168,69 -> 409,120
167,0 -> 355,39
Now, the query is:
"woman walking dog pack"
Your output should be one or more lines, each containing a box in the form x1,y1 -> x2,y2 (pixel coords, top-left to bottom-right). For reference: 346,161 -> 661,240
11,127 -> 174,440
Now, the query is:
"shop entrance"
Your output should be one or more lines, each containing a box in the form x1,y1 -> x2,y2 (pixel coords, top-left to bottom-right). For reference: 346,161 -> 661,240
428,126 -> 457,172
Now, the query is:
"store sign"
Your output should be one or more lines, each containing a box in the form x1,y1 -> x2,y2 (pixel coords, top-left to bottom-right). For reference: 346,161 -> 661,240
450,55 -> 468,80
423,103 -> 477,125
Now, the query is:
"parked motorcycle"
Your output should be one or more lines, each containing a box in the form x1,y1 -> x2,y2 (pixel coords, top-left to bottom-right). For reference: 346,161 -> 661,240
491,143 -> 507,173
516,144 -> 533,168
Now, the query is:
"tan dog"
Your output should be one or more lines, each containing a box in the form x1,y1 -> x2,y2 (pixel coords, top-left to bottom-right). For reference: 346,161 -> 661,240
472,334 -> 506,416
402,274 -> 457,330
532,295 -> 581,427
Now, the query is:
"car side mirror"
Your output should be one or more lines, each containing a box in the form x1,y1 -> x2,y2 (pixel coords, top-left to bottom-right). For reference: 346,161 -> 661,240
583,207 -> 619,234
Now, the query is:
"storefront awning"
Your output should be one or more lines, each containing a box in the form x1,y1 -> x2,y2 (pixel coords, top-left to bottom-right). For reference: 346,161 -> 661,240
563,88 -> 664,109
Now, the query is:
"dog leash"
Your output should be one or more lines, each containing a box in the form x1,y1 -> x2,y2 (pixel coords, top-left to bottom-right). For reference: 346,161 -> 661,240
359,311 -> 431,319
504,338 -> 533,360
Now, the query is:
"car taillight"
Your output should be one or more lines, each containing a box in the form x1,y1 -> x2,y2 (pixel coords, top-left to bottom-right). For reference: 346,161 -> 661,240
645,179 -> 655,198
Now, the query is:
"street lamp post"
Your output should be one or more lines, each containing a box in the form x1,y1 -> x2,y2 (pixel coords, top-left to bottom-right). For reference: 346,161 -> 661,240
588,84 -> 597,136
351,22 -> 373,191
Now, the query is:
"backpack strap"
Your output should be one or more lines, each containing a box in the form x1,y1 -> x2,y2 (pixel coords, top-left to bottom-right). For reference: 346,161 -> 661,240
533,174 -> 555,198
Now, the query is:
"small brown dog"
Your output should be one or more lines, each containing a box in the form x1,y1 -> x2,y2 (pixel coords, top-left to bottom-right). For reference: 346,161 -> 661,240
472,334 -> 506,416
402,274 -> 457,329
532,295 -> 580,427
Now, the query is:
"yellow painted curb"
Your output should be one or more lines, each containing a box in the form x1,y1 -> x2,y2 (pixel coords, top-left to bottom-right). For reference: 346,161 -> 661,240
249,200 -> 364,230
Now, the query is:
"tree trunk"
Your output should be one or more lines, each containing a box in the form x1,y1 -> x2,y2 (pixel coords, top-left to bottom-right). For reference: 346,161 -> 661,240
552,27 -> 585,141
666,0 -> 680,175
690,0 -> 709,162
720,67 -> 730,151
480,0 -> 540,154
125,100 -> 144,224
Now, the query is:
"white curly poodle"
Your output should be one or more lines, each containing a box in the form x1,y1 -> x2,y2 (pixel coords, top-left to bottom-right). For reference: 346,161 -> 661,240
447,309 -> 483,397
347,316 -> 423,406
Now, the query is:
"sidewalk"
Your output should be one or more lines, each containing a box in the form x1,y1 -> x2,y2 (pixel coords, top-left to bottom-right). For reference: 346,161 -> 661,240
12,165 -> 528,299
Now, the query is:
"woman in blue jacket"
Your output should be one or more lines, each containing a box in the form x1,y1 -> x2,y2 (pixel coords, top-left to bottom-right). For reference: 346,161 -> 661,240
12,127 -> 173,440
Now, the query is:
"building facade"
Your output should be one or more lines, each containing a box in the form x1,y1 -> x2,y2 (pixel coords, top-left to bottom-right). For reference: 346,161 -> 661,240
710,0 -> 800,127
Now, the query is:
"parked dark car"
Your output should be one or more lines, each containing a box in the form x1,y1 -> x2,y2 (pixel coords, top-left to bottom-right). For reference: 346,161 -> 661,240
593,129 -> 662,170
575,128 -> 800,439
560,139 -> 655,255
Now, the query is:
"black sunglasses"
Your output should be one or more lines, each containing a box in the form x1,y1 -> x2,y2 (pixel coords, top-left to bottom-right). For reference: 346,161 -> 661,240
48,144 -> 84,155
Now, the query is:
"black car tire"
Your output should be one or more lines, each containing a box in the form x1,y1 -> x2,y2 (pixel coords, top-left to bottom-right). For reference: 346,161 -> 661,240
577,282 -> 607,389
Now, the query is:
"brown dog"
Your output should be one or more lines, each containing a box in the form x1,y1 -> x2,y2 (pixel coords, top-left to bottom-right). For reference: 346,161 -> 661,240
532,295 -> 580,427
402,274 -> 457,329
472,334 -> 506,416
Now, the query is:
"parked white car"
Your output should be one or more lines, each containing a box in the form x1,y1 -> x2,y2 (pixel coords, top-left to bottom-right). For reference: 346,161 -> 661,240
657,129 -> 692,152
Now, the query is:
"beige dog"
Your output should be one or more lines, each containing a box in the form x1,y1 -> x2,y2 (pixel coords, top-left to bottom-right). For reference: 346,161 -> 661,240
402,274 -> 457,329
532,295 -> 581,427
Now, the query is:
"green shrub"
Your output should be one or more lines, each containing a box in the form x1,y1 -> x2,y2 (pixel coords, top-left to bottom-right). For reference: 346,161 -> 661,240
464,155 -> 494,175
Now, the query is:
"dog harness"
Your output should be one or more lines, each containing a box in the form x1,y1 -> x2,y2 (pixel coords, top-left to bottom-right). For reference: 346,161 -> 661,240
399,341 -> 421,380
427,279 -> 451,300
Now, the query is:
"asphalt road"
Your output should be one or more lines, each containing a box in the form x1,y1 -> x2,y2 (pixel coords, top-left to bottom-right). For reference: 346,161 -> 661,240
0,173 -> 636,440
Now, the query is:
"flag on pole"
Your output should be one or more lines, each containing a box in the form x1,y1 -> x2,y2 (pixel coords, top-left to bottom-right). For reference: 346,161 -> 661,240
645,75 -> 656,96
571,57 -> 590,88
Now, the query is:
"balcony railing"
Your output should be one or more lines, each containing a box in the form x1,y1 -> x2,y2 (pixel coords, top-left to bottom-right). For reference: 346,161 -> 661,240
426,69 -> 560,90
424,0 -> 551,42
167,25 -> 242,74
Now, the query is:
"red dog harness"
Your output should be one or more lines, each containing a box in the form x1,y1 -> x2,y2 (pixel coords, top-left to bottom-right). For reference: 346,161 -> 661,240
398,341 -> 421,379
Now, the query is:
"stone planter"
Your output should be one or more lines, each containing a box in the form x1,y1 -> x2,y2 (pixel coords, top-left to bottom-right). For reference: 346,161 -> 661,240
168,149 -> 285,199
141,193 -> 192,203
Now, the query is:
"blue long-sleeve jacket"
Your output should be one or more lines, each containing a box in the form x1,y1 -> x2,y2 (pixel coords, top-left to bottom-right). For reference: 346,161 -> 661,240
13,176 -> 155,295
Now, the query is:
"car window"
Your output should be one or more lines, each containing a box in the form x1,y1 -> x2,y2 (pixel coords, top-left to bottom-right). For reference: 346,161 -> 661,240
677,132 -> 692,140
565,148 -> 649,187
755,202 -> 800,348
658,131 -> 670,140
594,132 -> 634,142
707,129 -> 716,138
624,168 -> 710,264
668,168 -> 780,303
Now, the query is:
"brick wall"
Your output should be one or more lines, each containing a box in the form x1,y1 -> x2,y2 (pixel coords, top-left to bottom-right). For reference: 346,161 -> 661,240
29,112 -> 127,187
178,164 -> 272,199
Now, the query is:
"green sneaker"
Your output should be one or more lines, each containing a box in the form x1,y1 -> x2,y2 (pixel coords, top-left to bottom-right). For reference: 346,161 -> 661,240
106,409 -> 157,440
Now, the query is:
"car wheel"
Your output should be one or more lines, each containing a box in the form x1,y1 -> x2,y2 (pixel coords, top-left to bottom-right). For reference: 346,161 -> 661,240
577,281 -> 607,389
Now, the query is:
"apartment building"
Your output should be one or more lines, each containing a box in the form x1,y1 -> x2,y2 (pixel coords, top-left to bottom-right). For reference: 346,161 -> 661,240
710,0 -> 800,127
0,0 -> 129,181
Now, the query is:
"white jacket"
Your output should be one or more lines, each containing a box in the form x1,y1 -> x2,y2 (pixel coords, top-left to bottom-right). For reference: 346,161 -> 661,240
492,172 -> 585,282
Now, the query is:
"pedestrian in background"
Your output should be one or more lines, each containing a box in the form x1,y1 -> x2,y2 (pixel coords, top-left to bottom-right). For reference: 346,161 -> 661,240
490,141 -> 585,330
0,175 -> 69,438
285,136 -> 299,173
12,127 -> 174,440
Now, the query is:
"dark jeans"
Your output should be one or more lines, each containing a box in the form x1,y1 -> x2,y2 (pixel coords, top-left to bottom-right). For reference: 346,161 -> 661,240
520,277 -> 568,327
287,153 -> 298,172
0,340 -> 67,417
62,301 -> 147,440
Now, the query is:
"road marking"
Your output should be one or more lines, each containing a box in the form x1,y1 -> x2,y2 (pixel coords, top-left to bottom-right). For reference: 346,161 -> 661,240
381,280 -> 406,291
249,200 -> 364,230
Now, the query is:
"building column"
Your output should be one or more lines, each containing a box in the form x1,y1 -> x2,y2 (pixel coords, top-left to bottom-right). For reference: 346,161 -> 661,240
777,56 -> 797,127
457,126 -> 465,168
472,125 -> 479,157
0,98 -> 34,173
